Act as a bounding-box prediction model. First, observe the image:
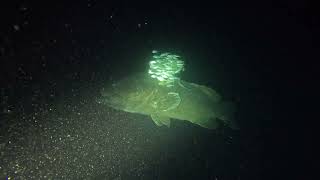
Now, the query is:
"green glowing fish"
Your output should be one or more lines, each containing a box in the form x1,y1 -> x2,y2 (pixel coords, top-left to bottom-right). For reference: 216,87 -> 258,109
100,73 -> 237,129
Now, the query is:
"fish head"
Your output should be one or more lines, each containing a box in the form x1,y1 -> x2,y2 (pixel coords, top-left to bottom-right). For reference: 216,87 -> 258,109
100,74 -> 157,112
100,83 -> 127,110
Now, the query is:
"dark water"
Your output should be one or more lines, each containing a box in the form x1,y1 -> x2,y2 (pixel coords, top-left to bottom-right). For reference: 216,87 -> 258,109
0,2 -> 315,180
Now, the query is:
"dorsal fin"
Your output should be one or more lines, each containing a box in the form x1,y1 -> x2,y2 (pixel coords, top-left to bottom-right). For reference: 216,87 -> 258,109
190,83 -> 222,102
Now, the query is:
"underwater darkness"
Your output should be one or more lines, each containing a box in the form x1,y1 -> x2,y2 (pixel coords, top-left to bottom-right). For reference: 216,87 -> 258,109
0,1 -> 316,180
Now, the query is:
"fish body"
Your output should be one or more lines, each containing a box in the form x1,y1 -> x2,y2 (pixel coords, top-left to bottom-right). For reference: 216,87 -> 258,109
101,73 -> 237,129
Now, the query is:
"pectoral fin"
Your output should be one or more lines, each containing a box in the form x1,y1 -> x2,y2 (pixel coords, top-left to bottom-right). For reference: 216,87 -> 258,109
151,114 -> 162,126
151,114 -> 171,127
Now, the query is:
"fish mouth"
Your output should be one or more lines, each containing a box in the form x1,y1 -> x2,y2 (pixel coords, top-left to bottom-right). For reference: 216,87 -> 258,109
100,88 -> 126,109
101,97 -> 125,110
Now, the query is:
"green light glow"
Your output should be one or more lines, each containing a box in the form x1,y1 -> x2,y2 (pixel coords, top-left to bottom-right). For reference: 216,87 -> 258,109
148,51 -> 184,87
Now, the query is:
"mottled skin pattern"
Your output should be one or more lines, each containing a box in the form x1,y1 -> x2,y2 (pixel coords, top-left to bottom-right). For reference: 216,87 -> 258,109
101,73 -> 237,129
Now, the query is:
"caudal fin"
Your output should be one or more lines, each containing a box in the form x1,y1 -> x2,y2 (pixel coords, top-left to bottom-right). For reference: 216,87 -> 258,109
217,101 -> 239,129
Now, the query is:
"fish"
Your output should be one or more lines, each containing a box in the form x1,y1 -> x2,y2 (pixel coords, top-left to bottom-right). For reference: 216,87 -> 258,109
100,73 -> 238,129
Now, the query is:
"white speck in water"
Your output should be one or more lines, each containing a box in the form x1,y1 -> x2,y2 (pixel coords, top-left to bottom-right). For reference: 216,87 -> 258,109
13,25 -> 20,31
20,5 -> 28,11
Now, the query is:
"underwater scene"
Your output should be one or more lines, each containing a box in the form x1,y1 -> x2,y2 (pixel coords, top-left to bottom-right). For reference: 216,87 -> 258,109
0,2 -> 313,180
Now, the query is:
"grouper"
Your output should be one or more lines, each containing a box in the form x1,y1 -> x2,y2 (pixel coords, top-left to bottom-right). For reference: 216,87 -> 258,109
100,73 -> 237,129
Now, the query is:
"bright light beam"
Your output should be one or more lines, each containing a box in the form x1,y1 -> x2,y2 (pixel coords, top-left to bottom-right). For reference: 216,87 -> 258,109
148,51 -> 184,87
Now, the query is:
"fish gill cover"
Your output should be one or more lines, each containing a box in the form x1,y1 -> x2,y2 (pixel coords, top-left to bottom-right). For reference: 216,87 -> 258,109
148,50 -> 184,87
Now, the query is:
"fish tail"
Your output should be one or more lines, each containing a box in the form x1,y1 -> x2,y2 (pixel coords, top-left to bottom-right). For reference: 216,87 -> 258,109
218,101 -> 239,129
